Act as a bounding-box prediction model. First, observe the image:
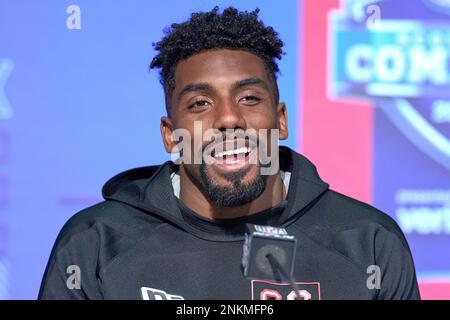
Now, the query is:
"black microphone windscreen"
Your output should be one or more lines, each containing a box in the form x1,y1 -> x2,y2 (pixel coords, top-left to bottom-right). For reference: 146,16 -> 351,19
241,224 -> 297,281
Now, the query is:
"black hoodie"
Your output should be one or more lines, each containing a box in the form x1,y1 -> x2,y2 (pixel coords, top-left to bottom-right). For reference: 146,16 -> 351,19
38,147 -> 420,300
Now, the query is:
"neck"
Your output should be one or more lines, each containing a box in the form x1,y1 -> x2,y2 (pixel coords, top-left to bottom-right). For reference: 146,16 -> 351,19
178,166 -> 286,220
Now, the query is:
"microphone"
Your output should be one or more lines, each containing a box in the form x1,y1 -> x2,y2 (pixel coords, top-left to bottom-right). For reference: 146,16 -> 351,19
241,224 -> 303,298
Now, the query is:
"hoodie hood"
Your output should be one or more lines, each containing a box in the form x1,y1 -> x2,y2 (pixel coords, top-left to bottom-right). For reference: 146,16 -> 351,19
102,146 -> 329,241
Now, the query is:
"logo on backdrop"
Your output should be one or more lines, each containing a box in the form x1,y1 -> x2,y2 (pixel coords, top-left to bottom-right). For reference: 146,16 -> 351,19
0,58 -> 13,299
0,59 -> 14,120
329,0 -> 450,171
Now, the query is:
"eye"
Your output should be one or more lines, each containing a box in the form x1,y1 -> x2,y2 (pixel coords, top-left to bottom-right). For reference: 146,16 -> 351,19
188,99 -> 210,110
240,95 -> 261,105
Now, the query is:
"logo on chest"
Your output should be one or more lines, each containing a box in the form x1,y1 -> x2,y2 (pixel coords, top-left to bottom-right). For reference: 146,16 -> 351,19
251,280 -> 321,300
141,287 -> 184,300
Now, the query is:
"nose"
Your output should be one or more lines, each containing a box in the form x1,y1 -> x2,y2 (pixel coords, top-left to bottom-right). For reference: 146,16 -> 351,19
212,98 -> 246,131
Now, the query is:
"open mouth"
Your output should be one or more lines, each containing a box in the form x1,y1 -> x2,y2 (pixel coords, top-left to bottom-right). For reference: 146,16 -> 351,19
204,140 -> 258,172
212,146 -> 252,164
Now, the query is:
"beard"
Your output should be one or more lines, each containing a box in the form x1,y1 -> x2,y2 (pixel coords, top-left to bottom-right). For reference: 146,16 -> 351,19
199,163 -> 268,207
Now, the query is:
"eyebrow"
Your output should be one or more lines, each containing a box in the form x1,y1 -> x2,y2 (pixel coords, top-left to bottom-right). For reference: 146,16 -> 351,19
176,83 -> 211,101
176,77 -> 269,102
232,77 -> 267,91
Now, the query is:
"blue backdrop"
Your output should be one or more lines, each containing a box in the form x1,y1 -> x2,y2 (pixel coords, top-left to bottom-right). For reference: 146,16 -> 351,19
0,0 -> 299,299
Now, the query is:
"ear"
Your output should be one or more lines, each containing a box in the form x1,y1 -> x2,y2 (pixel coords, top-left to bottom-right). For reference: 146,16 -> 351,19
160,116 -> 178,153
276,102 -> 288,140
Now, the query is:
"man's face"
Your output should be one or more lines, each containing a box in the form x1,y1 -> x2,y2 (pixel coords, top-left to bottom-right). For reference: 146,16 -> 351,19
161,49 -> 288,207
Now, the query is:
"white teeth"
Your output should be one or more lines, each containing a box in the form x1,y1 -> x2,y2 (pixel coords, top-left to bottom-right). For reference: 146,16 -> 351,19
214,147 -> 251,158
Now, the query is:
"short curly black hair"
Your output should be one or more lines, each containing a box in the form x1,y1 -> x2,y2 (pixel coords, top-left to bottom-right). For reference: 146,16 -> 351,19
150,6 -> 284,115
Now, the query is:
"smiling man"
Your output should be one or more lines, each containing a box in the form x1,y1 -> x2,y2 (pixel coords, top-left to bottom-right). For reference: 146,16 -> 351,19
39,7 -> 420,300
160,47 -> 287,220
